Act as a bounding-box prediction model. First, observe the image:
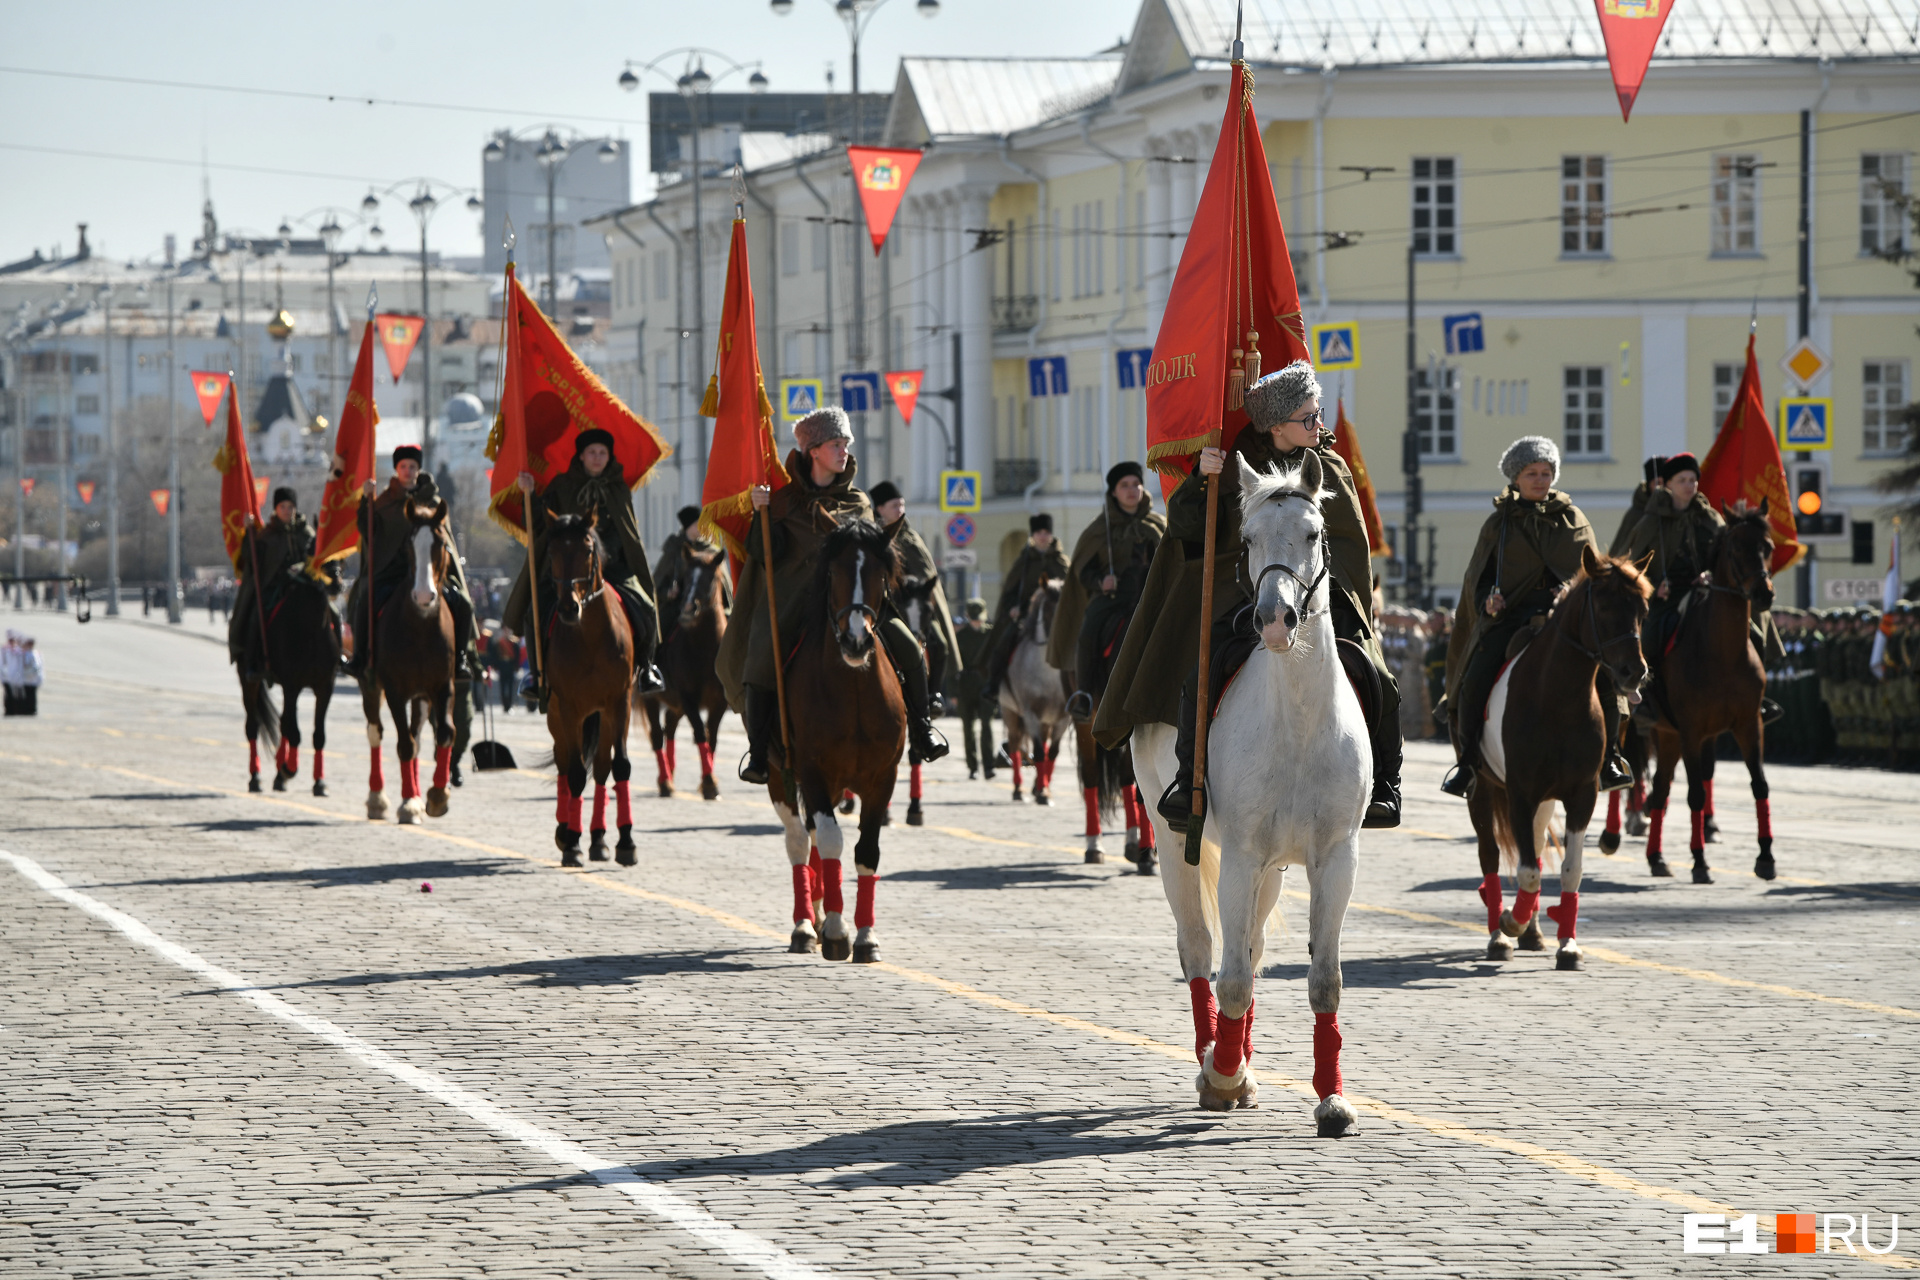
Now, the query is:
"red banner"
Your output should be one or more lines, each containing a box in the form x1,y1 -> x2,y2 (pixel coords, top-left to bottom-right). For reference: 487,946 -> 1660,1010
75,480 -> 95,506
848,146 -> 923,257
213,383 -> 260,570
699,218 -> 787,580
18,478 -> 34,497
487,263 -> 669,539
1595,0 -> 1674,121
375,313 -> 424,384
885,369 -> 924,423
1330,399 -> 1389,557
1145,62 -> 1309,498
1700,332 -> 1804,574
188,370 -> 231,426
149,488 -> 171,517
313,321 -> 381,567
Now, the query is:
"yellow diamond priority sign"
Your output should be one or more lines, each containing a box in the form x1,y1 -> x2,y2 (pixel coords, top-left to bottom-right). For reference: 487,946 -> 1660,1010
1779,338 -> 1828,390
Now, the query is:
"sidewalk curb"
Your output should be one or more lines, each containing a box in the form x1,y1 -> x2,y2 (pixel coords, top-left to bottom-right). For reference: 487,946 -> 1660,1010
97,614 -> 227,649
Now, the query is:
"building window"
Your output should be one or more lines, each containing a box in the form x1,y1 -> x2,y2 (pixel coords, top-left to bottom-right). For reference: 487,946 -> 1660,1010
1711,154 -> 1760,254
1563,366 -> 1608,458
1863,360 -> 1910,454
1861,154 -> 1910,256
75,433 -> 101,457
1413,366 -> 1457,457
1712,361 -> 1742,424
1411,157 -> 1457,256
1561,155 -> 1608,256
76,394 -> 100,415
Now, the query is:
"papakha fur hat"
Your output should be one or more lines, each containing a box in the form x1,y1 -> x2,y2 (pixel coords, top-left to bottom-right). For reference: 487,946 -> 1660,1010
793,405 -> 853,453
1499,435 -> 1561,485
1243,360 -> 1322,431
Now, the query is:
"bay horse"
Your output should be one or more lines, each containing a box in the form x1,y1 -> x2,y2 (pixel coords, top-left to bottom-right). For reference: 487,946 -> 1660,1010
996,581 -> 1069,805
1469,547 -> 1652,969
1643,505 -> 1778,884
769,517 -> 908,963
248,568 -> 343,796
1068,610 -> 1156,873
1131,452 -> 1364,1134
542,512 -> 637,868
359,499 -> 457,825
641,538 -> 728,801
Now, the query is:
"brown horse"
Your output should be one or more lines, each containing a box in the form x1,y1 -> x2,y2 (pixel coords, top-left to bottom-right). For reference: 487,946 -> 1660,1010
1067,608 -> 1156,874
1643,505 -> 1778,884
641,538 -> 728,801
1467,547 -> 1652,970
246,568 -> 343,796
359,499 -> 458,824
541,513 -> 637,868
769,517 -> 908,962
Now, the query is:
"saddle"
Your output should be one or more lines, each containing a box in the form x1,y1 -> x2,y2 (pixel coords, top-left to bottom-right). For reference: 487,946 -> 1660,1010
1204,606 -> 1381,750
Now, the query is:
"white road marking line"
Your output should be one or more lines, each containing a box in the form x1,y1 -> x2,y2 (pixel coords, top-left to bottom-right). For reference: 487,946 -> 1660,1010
0,848 -> 831,1280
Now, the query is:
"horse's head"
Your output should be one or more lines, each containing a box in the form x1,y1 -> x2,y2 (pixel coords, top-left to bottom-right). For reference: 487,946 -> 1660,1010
678,542 -> 725,627
1572,544 -> 1655,696
1716,500 -> 1776,610
544,510 -> 603,625
896,574 -> 939,640
815,516 -> 899,667
1025,579 -> 1063,645
404,499 -> 452,612
1238,450 -> 1328,653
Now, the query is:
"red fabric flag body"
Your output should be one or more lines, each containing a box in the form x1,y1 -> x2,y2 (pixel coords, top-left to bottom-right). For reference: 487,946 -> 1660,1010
213,384 -> 261,570
1145,63 -> 1309,498
1594,0 -> 1675,121
1700,333 -> 1804,574
700,219 -> 787,582
189,370 -> 232,426
375,313 -> 424,384
848,147 -> 923,256
487,263 -> 669,540
1331,399 -> 1389,557
313,322 -> 381,567
885,369 -> 924,423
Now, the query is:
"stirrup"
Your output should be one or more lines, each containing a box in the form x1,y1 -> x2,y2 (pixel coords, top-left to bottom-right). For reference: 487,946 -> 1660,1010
912,721 -> 951,762
1363,778 -> 1401,829
1066,690 -> 1095,724
1600,753 -> 1633,793
636,663 -> 666,694
1156,777 -> 1198,835
1439,763 -> 1474,799
738,750 -> 770,786
1760,697 -> 1784,726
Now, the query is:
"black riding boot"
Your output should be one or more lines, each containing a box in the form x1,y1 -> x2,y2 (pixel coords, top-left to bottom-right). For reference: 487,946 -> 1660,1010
1598,672 -> 1633,792
1365,719 -> 1403,829
889,629 -> 949,763
1157,681 -> 1200,834
739,686 -> 775,786
1440,713 -> 1478,799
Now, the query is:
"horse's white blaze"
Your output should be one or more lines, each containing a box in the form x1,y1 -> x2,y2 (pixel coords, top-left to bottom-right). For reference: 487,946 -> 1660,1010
410,525 -> 437,608
847,551 -> 868,642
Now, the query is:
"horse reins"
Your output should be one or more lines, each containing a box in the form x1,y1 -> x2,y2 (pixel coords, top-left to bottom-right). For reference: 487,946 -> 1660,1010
1557,578 -> 1640,668
1249,490 -> 1329,624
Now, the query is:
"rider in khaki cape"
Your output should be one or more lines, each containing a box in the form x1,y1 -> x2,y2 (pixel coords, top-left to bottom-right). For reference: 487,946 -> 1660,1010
1048,461 -> 1165,707
653,504 -> 730,638
1094,361 -> 1403,831
229,486 -> 315,677
869,480 -> 961,703
718,406 -> 948,784
982,514 -> 1070,698
347,445 -> 479,680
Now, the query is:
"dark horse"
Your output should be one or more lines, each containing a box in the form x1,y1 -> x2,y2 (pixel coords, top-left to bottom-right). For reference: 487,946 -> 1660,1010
1643,504 -> 1778,884
1468,547 -> 1652,970
641,538 -> 728,801
1068,608 -> 1156,875
359,499 -> 458,824
242,568 -> 343,796
892,572 -> 946,827
542,513 -> 637,868
769,517 -> 908,963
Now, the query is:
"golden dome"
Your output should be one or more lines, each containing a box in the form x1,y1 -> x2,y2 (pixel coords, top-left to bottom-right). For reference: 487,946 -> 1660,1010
267,308 -> 295,340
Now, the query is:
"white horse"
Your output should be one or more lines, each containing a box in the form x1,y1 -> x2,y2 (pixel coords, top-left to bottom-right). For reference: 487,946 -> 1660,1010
997,581 -> 1070,805
1133,450 -> 1366,1136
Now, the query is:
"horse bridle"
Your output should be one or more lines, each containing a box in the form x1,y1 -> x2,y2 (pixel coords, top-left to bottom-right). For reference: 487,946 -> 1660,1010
558,531 -> 604,610
1559,578 -> 1640,670
1249,492 -> 1329,625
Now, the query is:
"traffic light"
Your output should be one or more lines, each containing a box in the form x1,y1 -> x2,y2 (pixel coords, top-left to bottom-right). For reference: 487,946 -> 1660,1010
1791,463 -> 1845,538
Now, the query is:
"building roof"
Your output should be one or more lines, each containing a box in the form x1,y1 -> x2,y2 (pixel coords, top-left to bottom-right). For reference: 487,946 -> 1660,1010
883,56 -> 1124,143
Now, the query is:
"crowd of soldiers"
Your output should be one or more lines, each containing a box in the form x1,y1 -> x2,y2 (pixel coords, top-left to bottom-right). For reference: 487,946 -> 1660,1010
1770,602 -> 1918,767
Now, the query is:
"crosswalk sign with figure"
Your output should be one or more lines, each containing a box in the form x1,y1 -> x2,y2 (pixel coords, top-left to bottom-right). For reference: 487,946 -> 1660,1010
1779,397 -> 1832,451
940,470 -> 982,513
779,378 -> 824,421
1310,322 -> 1361,371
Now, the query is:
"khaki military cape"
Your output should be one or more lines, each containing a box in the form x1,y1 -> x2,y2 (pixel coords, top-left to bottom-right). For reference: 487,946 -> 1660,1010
503,457 -> 656,638
994,541 -> 1071,623
1093,427 -> 1372,748
892,514 -> 962,673
359,471 -> 473,600
241,513 -> 313,586
717,451 -> 871,712
1624,488 -> 1721,591
1046,492 -> 1166,670
652,528 -> 731,613
1609,481 -> 1654,557
1442,487 -> 1596,706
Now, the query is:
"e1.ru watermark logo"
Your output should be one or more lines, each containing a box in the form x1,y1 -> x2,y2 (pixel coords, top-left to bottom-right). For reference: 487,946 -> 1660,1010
1684,1213 -> 1899,1255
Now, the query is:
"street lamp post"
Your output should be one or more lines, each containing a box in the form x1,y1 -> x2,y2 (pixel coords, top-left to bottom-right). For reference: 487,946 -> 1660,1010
319,215 -> 342,393
165,254 -> 181,624
98,282 -> 120,615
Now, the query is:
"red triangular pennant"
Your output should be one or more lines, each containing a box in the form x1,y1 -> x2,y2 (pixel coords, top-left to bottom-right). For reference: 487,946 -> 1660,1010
188,370 -> 231,426
848,147 -> 923,256
375,313 -> 424,384
885,370 -> 924,423
1594,0 -> 1675,121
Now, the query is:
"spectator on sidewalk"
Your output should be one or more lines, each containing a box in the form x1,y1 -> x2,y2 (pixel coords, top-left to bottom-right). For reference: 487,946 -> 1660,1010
4,632 -> 42,716
2,631 -> 21,715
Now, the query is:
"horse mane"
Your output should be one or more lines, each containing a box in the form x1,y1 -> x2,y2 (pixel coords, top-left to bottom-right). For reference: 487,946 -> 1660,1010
1567,551 -> 1654,606
800,517 -> 899,630
547,512 -> 603,560
1020,579 -> 1062,641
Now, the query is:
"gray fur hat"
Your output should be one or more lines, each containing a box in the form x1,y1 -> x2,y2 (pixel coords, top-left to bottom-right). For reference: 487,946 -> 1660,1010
793,405 -> 853,453
1243,360 -> 1322,431
1499,435 -> 1560,485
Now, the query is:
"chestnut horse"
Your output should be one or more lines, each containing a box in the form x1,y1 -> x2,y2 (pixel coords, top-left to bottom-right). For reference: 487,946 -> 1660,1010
641,538 -> 728,801
1643,505 -> 1778,884
359,499 -> 457,824
542,513 -> 637,868
1469,548 -> 1652,970
770,517 -> 908,962
247,569 -> 342,797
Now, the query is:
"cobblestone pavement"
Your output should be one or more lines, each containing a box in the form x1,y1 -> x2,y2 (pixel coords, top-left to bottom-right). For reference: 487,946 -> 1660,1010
3,616 -> 1916,1278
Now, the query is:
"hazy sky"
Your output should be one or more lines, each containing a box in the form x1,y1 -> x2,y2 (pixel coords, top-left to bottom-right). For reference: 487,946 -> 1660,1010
1,0 -> 1130,266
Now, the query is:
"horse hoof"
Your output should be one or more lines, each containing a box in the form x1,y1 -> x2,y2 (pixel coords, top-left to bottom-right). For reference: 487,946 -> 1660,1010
1011,789 -> 1024,803
1499,909 -> 1525,938
1754,851 -> 1776,881
555,823 -> 579,854
1626,813 -> 1648,837
397,798 -> 425,825
1703,817 -> 1721,844
588,837 -> 609,863
820,935 -> 851,962
425,788 -> 449,819
1648,856 -> 1673,878
1691,863 -> 1714,885
272,772 -> 288,792
701,776 -> 720,801
1517,919 -> 1546,951
1035,791 -> 1051,807
366,792 -> 389,820
312,781 -> 328,798
248,776 -> 263,793
1487,933 -> 1515,961
615,836 -> 637,868
1597,829 -> 1621,854
1084,847 -> 1105,864
657,781 -> 674,798
1196,1064 -> 1258,1112
789,927 -> 818,954
1314,1094 -> 1359,1138
852,942 -> 880,964
1136,851 -> 1158,877
1556,945 -> 1584,971
906,802 -> 923,827
560,850 -> 583,869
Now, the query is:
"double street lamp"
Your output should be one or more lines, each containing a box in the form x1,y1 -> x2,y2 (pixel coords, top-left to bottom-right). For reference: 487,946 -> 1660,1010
484,127 -> 621,319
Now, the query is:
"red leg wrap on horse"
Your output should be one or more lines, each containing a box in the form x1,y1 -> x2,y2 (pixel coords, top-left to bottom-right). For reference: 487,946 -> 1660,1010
555,776 -> 571,824
1136,790 -> 1156,849
808,846 -> 822,905
1605,791 -> 1621,835
1241,995 -> 1255,1063
1690,808 -> 1705,854
1477,873 -> 1503,933
820,857 -> 844,916
1631,780 -> 1646,812
286,745 -> 300,775
1756,797 -> 1772,841
653,749 -> 670,785
312,749 -> 324,781
790,864 -> 812,924
665,741 -> 677,778
249,742 -> 260,775
698,742 -> 715,779
1704,778 -> 1715,817
369,748 -> 383,792
398,759 -> 416,800
1211,1009 -> 1248,1079
1010,751 -> 1023,787
1511,887 -> 1540,925
854,874 -> 876,929
910,763 -> 923,802
1188,977 -> 1215,1062
1546,891 -> 1579,941
432,744 -> 451,791
1313,1011 -> 1344,1100
1083,786 -> 1101,837
615,779 -> 632,827
1647,805 -> 1665,854
591,783 -> 608,833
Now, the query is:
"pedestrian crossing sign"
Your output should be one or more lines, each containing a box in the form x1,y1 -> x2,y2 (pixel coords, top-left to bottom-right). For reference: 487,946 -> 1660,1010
939,470 -> 982,513
779,378 -> 824,421
1310,322 -> 1361,371
1779,397 -> 1832,451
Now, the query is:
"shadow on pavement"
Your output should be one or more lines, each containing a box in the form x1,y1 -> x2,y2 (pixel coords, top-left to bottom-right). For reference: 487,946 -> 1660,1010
94,857 -> 530,891
884,861 -> 1107,892
230,948 -> 765,993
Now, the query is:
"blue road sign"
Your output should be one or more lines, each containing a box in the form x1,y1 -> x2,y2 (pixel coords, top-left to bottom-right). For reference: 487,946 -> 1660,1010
1116,347 -> 1153,389
940,470 -> 982,513
1027,355 -> 1068,397
840,371 -> 883,413
1444,313 -> 1485,355
945,514 -> 975,547
779,378 -> 823,420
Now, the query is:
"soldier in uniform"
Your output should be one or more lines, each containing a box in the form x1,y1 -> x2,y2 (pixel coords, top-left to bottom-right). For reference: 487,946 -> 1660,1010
869,480 -> 961,709
982,514 -> 1070,699
230,486 -> 316,678
348,445 -> 480,680
1051,461 -> 1166,719
718,406 -> 947,785
653,505 -> 729,642
1609,457 -> 1664,557
952,598 -> 996,780
1423,608 -> 1452,739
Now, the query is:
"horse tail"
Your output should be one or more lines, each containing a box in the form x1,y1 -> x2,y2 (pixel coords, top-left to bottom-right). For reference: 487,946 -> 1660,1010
525,746 -> 557,773
249,680 -> 282,751
580,711 -> 602,768
1095,740 -> 1127,822
1484,780 -> 1564,875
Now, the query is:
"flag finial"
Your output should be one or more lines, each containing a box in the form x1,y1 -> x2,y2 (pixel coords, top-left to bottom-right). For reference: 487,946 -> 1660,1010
733,164 -> 746,221
503,215 -> 516,264
1232,1 -> 1245,62
365,282 -> 377,319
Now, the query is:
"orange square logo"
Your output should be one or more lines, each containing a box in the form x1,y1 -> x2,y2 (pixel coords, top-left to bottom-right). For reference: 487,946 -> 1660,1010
1778,1213 -> 1817,1254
